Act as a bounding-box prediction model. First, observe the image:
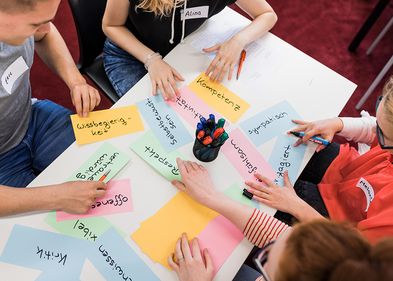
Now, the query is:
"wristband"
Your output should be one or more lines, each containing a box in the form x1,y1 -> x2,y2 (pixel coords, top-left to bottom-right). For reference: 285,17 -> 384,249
144,52 -> 162,70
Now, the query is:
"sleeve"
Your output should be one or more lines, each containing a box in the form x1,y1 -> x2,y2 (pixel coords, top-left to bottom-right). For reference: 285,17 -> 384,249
337,112 -> 376,145
243,209 -> 290,248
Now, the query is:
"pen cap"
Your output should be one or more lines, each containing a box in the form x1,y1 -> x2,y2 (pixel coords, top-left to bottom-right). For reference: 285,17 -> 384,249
192,131 -> 224,162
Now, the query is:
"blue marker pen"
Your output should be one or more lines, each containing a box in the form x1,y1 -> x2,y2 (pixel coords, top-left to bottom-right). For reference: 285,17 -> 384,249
290,131 -> 330,146
200,117 -> 207,127
197,123 -> 204,131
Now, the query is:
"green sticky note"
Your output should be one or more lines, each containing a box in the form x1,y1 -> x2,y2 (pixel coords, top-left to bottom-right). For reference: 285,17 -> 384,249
130,131 -> 185,181
224,183 -> 257,208
68,142 -> 130,183
44,212 -> 126,241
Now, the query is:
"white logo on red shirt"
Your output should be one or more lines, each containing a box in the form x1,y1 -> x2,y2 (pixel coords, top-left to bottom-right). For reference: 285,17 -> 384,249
356,178 -> 375,212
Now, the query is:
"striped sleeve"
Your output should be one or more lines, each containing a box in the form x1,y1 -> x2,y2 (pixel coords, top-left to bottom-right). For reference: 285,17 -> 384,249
243,208 -> 290,248
255,277 -> 265,281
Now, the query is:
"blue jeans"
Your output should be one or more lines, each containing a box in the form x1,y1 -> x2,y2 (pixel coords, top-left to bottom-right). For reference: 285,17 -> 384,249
0,100 -> 74,187
103,39 -> 147,98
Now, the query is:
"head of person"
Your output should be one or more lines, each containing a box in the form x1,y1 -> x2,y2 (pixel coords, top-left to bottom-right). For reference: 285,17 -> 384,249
376,75 -> 393,153
261,220 -> 393,281
0,0 -> 60,46
136,0 -> 185,17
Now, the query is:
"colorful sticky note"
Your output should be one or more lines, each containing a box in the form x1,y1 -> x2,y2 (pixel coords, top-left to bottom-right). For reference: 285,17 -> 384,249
169,86 -> 227,128
222,128 -> 275,181
188,73 -> 250,123
197,215 -> 243,274
0,225 -> 87,280
137,95 -> 192,151
130,131 -> 185,181
224,183 -> 258,208
131,192 -> 218,269
45,212 -> 117,242
56,179 -> 133,221
68,142 -> 130,183
240,100 -> 302,147
88,228 -> 159,281
268,136 -> 307,185
70,105 -> 144,145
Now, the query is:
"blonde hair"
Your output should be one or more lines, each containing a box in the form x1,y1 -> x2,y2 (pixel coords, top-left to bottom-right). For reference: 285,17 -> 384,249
136,0 -> 185,17
382,75 -> 393,123
276,220 -> 393,281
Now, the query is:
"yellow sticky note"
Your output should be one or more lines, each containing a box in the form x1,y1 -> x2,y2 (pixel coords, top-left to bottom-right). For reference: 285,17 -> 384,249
189,73 -> 250,123
70,105 -> 144,144
131,192 -> 218,269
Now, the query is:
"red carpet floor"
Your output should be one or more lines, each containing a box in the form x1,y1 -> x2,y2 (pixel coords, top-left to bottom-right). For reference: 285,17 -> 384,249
31,0 -> 393,116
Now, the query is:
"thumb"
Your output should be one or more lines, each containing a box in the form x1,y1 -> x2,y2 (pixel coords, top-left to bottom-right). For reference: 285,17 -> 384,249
203,44 -> 220,53
171,180 -> 186,192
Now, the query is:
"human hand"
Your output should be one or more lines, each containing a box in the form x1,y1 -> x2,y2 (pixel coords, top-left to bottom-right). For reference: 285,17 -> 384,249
290,117 -> 343,152
148,58 -> 184,101
171,158 -> 218,206
168,233 -> 214,281
245,171 -> 303,215
53,181 -> 106,214
70,82 -> 101,117
204,35 -> 245,82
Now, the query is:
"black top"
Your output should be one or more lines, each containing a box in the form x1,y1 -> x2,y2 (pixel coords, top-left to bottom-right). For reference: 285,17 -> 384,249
126,0 -> 237,56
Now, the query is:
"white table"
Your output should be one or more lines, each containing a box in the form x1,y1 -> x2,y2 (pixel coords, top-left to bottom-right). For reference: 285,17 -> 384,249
0,7 -> 356,281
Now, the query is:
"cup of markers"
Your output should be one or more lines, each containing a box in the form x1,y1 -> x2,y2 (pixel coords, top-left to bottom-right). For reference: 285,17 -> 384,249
193,114 -> 229,162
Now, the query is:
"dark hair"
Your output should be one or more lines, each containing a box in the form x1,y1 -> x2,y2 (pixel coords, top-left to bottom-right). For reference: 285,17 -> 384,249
276,220 -> 393,281
0,0 -> 47,13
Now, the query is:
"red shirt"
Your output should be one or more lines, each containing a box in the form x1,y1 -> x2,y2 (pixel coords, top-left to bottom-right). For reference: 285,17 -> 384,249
319,143 -> 393,243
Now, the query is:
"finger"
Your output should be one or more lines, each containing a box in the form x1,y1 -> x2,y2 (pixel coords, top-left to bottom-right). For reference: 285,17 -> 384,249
211,61 -> 224,81
73,92 -> 83,117
183,161 -> 193,173
89,89 -> 96,112
316,144 -> 326,153
168,254 -> 180,272
172,67 -> 185,81
81,86 -> 90,117
228,63 -> 235,81
191,238 -> 202,261
206,55 -> 221,76
254,196 -> 275,206
175,238 -> 184,262
293,138 -> 303,147
292,119 -> 308,125
162,80 -> 174,101
176,158 -> 188,176
181,233 -> 193,261
189,161 -> 200,171
244,181 -> 270,193
283,171 -> 293,189
171,180 -> 186,192
254,173 -> 276,187
247,187 -> 271,199
289,124 -> 308,133
151,80 -> 157,96
168,76 -> 180,98
95,90 -> 101,106
217,62 -> 228,82
96,189 -> 106,198
202,43 -> 220,53
157,81 -> 168,100
204,249 -> 214,273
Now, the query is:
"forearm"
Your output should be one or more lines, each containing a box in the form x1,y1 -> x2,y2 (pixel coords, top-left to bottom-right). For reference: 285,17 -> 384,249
292,200 -> 325,222
103,25 -> 155,64
34,23 -> 85,90
337,115 -> 377,145
233,3 -> 277,46
0,185 -> 58,217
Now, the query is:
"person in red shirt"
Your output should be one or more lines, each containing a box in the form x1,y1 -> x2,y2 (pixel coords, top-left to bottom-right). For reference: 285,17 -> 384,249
245,76 -> 393,243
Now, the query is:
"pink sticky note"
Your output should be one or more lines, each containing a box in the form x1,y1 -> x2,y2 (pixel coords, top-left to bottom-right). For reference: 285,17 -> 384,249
222,128 -> 275,181
169,86 -> 227,128
197,215 -> 243,274
56,179 -> 133,221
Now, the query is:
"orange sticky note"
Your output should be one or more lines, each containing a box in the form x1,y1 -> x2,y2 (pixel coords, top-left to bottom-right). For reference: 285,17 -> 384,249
189,73 -> 250,123
70,105 -> 144,144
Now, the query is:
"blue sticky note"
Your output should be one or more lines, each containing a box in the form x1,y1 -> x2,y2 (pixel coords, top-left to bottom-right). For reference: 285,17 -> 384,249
0,225 -> 88,280
87,228 -> 159,281
240,101 -> 301,147
268,135 -> 307,186
137,95 -> 192,151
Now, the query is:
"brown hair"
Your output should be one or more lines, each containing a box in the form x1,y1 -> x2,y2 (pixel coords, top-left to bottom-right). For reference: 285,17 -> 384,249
382,75 -> 393,124
136,0 -> 185,17
0,0 -> 47,13
276,220 -> 393,281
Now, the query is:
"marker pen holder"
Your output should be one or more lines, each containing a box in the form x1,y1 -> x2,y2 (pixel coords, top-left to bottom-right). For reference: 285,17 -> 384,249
192,134 -> 223,162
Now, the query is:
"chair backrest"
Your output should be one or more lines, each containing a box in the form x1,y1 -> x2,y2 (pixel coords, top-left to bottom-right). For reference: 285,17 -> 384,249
68,0 -> 107,69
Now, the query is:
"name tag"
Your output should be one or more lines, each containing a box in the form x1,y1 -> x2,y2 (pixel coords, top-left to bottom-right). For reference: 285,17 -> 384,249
1,56 -> 29,95
356,178 -> 375,212
181,6 -> 209,20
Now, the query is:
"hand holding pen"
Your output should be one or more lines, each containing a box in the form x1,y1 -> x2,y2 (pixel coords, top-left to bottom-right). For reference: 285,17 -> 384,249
289,118 -> 343,152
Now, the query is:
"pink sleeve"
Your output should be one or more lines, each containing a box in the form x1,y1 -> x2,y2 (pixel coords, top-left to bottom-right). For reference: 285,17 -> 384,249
243,208 -> 290,248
